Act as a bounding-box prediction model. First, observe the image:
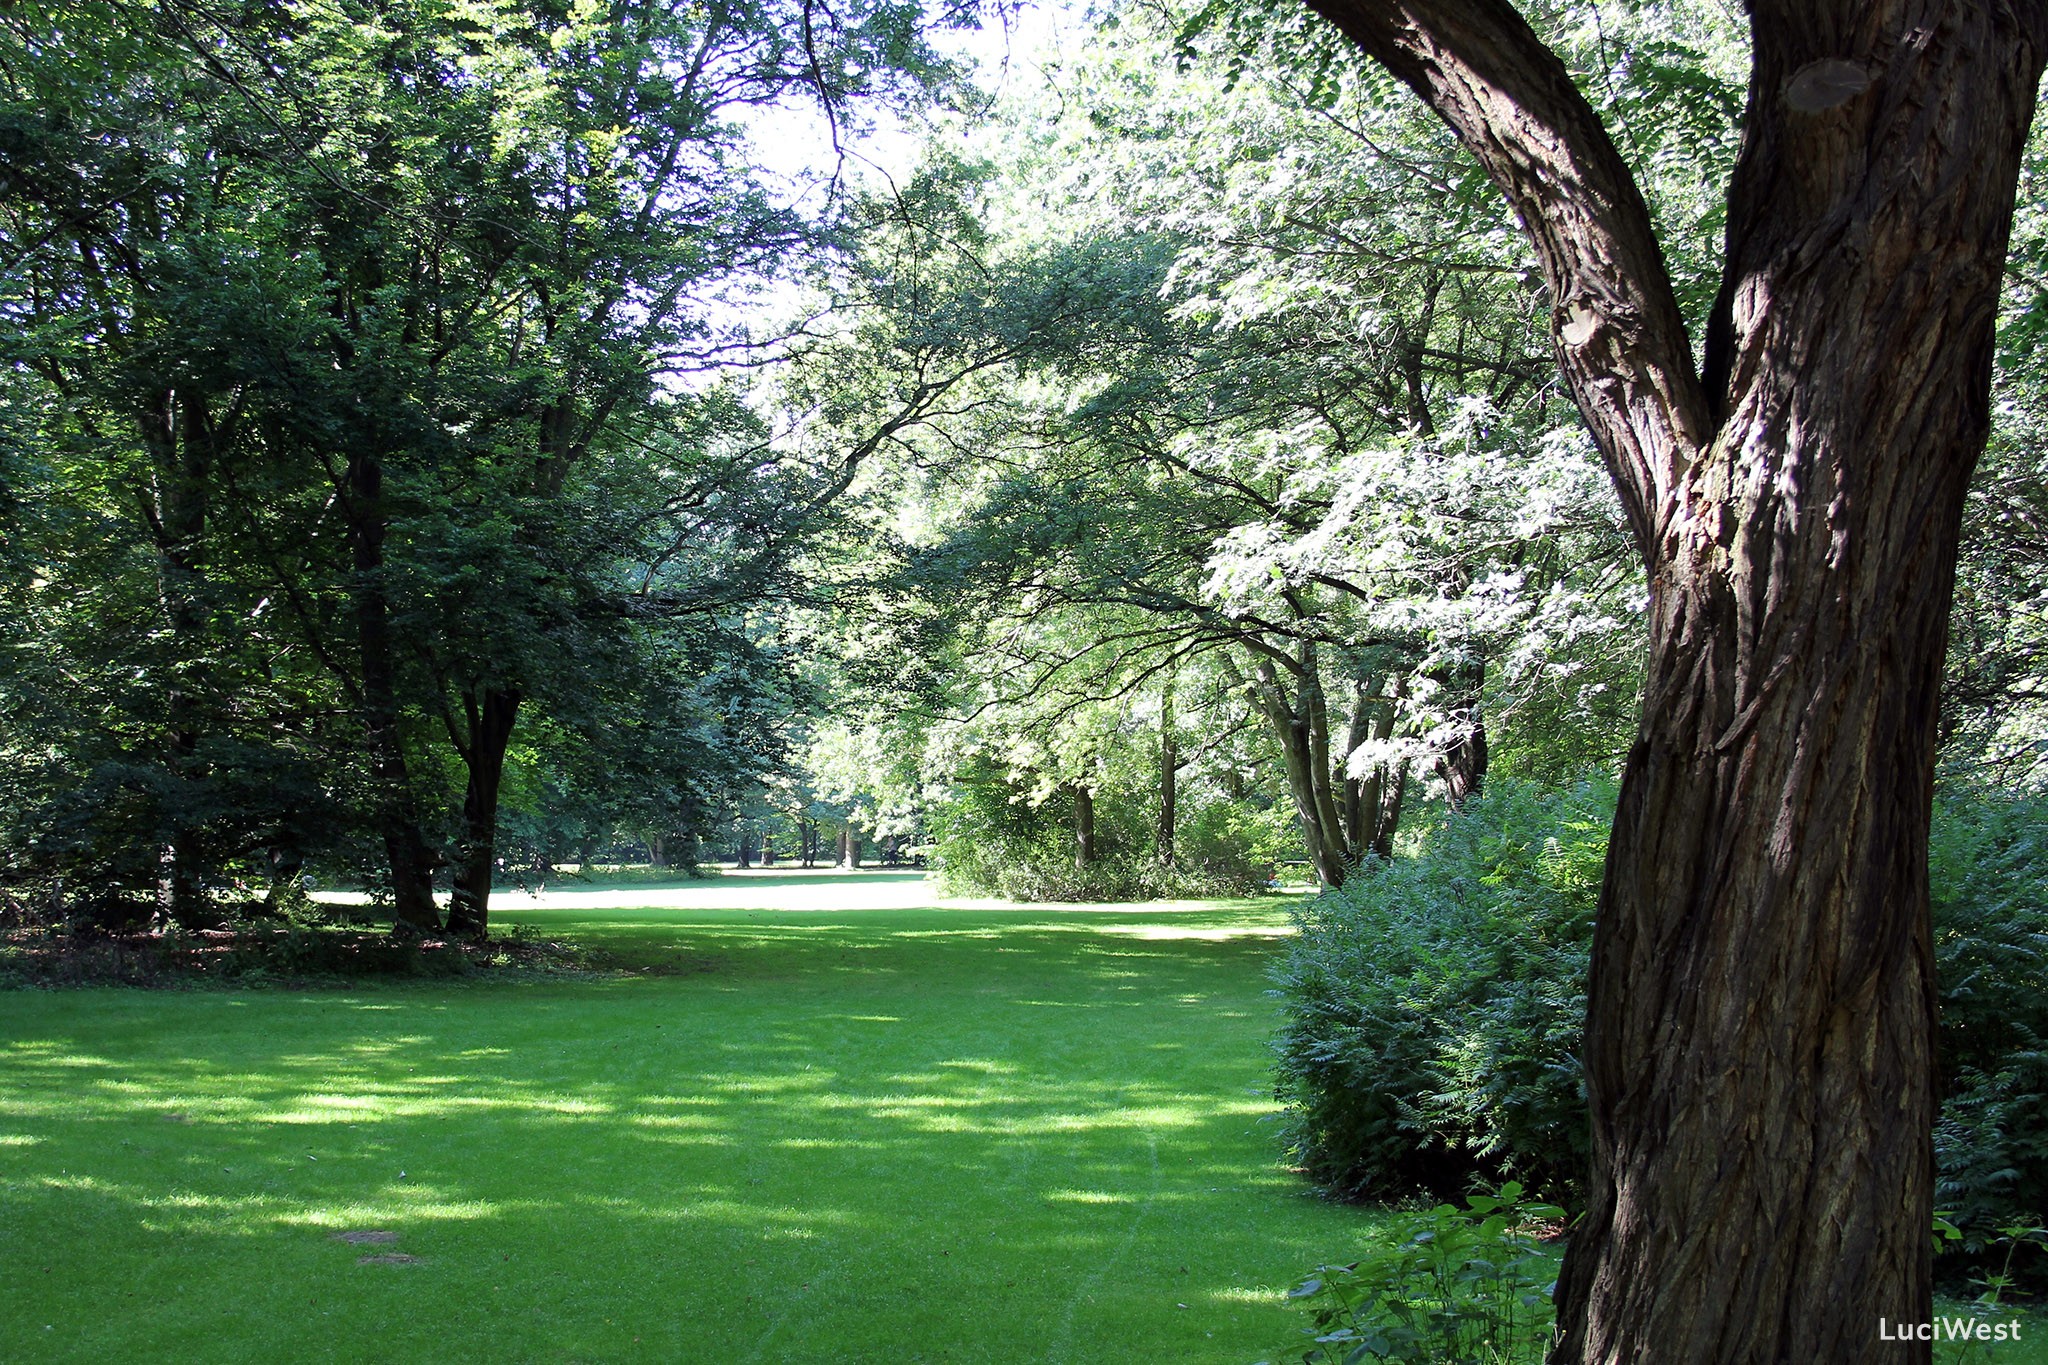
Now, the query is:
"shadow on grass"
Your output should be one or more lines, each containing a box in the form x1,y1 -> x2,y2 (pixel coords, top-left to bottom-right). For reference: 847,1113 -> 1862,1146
0,904 -> 1366,1364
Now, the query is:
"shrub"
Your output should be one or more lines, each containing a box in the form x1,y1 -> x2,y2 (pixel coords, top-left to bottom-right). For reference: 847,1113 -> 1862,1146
1270,1183 -> 1561,1365
1931,789 -> 2048,1254
1271,779 -> 1608,1201
1273,780 -> 2048,1252
930,755 -> 1282,901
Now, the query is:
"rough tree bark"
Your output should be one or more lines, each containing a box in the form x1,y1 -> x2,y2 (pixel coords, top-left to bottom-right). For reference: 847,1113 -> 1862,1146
1298,2 -> 2048,1360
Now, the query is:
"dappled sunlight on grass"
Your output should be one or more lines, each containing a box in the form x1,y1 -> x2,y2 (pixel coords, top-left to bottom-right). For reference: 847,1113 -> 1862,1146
0,876 -> 1376,1363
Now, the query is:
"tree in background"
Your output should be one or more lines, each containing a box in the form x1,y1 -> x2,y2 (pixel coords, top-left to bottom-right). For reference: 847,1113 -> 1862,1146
0,0 -> 972,932
866,28 -> 1643,890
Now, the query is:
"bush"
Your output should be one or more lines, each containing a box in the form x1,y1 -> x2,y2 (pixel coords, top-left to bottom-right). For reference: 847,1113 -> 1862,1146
930,755 -> 1284,901
1931,789 -> 2048,1254
1273,780 -> 2048,1251
1270,1183 -> 1561,1365
1272,779 -> 1608,1201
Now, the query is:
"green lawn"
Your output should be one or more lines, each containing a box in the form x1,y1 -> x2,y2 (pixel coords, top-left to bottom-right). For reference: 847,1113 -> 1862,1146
0,871 -> 1375,1363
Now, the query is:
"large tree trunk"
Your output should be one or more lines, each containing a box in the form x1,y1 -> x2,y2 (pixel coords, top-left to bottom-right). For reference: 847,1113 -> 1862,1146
1299,2 -> 2048,1360
1555,25 -> 2039,1361
447,686 -> 520,939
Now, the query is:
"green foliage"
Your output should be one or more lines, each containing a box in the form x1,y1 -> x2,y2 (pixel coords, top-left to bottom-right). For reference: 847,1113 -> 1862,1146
1171,796 -> 1299,892
1274,779 -> 2048,1259
1933,788 -> 2048,1253
1272,780 -> 1609,1201
0,0 -> 970,925
0,885 -> 1369,1361
1273,1183 -> 1561,1365
929,752 -> 1283,901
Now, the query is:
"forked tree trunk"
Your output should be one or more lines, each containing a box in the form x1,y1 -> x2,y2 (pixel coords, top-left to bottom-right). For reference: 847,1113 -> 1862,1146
1244,643 -> 1354,887
1341,676 -> 1407,861
1300,2 -> 2048,1360
1247,650 -> 1408,887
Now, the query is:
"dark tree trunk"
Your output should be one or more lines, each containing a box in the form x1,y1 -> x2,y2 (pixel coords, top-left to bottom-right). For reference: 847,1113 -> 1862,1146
1430,657 -> 1487,808
264,846 -> 306,916
1158,678 -> 1178,868
346,448 -> 441,937
141,389 -> 215,928
447,687 -> 521,939
1434,717 -> 1485,808
648,834 -> 667,870
839,825 -> 861,869
735,827 -> 755,869
1301,1 -> 2048,1359
1072,785 -> 1097,871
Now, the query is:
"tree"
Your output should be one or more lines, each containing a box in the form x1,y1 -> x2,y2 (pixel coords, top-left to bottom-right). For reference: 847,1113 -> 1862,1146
0,0 -> 975,934
1245,1 -> 2048,1359
878,147 -> 1632,886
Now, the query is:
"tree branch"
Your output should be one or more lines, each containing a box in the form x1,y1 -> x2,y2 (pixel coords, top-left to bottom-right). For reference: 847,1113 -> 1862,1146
1301,0 -> 1711,552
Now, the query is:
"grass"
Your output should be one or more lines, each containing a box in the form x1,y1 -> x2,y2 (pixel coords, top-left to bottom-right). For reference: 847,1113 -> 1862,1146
0,871 -> 1378,1363
6,868 -> 2040,1363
